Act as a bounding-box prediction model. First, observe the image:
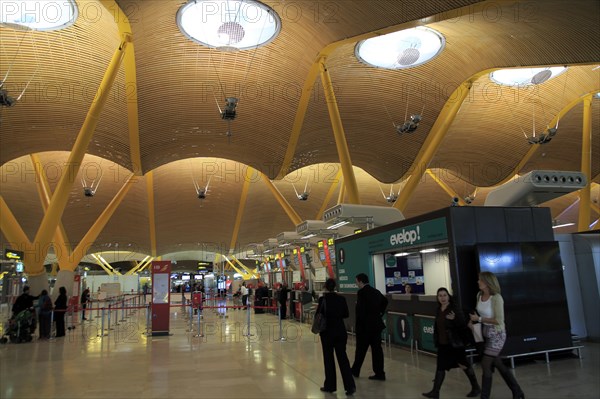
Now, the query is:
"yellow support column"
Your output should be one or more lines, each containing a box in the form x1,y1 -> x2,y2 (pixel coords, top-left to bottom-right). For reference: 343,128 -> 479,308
0,196 -> 32,251
319,61 -> 360,205
29,36 -> 131,275
316,169 -> 342,220
229,167 -> 254,253
426,170 -> 466,206
146,171 -> 157,257
578,95 -> 593,231
30,154 -> 72,269
394,80 -> 474,212
67,174 -> 137,271
260,173 -> 302,226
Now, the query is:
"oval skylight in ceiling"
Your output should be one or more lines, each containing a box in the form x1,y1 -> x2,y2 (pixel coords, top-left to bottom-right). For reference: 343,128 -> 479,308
355,27 -> 446,69
176,0 -> 281,51
0,0 -> 78,31
490,67 -> 568,86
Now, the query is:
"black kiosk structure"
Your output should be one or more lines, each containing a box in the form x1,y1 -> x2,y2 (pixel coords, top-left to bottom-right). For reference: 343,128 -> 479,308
334,206 -> 580,366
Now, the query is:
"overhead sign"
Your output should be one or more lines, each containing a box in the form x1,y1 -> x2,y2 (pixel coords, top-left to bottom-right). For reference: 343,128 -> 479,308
4,249 -> 24,260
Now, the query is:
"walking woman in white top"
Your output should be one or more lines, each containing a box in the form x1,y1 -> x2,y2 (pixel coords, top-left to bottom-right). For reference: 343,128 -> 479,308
469,271 -> 524,399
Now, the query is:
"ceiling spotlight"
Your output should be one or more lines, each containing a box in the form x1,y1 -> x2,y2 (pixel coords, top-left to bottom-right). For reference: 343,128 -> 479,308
221,97 -> 238,120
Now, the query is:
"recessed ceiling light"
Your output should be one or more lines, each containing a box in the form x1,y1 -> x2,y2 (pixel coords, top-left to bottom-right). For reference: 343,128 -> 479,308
394,252 -> 410,257
490,67 -> 567,87
355,27 -> 445,69
177,0 -> 281,51
0,0 -> 78,31
420,248 -> 438,253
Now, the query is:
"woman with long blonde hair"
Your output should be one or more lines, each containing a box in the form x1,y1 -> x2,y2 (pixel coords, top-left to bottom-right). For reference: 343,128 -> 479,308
469,272 -> 524,399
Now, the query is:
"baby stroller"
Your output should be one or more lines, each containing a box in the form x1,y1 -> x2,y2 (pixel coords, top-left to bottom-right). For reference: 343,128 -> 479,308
1,308 -> 36,344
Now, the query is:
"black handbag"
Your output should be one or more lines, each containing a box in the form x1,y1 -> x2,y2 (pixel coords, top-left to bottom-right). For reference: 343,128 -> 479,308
311,298 -> 327,334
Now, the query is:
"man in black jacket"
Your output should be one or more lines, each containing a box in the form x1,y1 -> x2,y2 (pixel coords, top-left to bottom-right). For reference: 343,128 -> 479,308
11,286 -> 38,317
351,273 -> 388,381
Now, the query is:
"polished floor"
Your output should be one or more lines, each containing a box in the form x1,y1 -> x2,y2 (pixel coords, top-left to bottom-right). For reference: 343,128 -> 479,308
1,299 -> 598,399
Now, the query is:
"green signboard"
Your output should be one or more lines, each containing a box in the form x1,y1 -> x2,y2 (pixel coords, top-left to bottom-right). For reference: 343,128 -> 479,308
416,315 -> 437,353
336,217 -> 448,292
388,313 -> 413,348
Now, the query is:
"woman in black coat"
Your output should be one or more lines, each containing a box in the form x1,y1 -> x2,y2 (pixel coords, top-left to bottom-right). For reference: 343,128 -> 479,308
422,287 -> 480,399
318,278 -> 355,396
54,286 -> 68,337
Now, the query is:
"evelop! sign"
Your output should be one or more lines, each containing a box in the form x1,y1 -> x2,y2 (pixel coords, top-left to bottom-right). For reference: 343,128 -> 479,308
390,225 -> 421,246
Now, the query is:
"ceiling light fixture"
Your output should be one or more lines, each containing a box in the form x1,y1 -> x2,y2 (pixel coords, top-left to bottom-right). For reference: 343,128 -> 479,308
176,0 -> 281,51
327,221 -> 350,230
355,27 -> 445,69
0,0 -> 78,31
394,252 -> 410,257
490,67 -> 567,87
420,248 -> 438,253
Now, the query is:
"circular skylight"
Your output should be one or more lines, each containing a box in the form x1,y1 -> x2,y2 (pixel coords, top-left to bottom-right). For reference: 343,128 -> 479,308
0,0 -> 78,31
355,27 -> 445,69
490,67 -> 568,86
177,0 -> 281,51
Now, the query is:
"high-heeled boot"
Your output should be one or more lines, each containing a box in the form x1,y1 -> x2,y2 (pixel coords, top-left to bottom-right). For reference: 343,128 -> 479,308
494,358 -> 525,399
480,375 -> 493,399
463,367 -> 481,397
422,370 -> 445,398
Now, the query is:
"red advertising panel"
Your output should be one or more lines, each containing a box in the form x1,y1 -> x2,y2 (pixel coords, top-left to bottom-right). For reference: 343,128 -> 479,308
151,261 -> 171,336
322,240 -> 335,279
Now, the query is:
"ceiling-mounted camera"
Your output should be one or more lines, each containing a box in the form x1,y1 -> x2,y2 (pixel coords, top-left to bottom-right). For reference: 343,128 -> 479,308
396,114 -> 422,134
451,197 -> 459,206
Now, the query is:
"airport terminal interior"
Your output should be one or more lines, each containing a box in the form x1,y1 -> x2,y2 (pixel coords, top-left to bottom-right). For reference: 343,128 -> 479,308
1,0 -> 599,398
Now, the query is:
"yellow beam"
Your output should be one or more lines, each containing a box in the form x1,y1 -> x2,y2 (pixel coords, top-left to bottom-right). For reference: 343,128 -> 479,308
137,257 -> 155,273
222,255 -> 250,279
394,78 -> 478,212
99,0 -> 142,175
30,154 -> 72,268
426,170 -> 466,206
229,167 -> 253,253
260,173 -> 302,226
337,176 -> 346,204
316,169 -> 343,220
495,91 -> 600,187
91,254 -> 113,275
30,36 -> 131,275
0,196 -> 32,249
126,255 -> 150,275
319,62 -> 360,205
591,202 -> 600,216
146,171 -> 157,257
231,256 -> 258,278
578,95 -> 593,231
276,1 -> 507,179
98,254 -> 121,275
66,174 -> 137,271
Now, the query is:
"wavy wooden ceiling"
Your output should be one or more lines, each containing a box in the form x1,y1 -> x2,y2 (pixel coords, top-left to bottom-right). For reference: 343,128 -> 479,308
0,0 -> 599,261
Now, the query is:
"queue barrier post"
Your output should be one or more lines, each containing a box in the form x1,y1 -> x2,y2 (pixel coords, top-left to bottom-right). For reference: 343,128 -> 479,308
194,305 -> 204,338
278,302 -> 285,341
120,299 -> 126,322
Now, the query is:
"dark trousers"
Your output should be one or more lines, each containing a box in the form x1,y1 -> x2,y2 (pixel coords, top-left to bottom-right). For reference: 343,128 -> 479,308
55,312 -> 65,337
81,303 -> 87,319
279,301 -> 287,319
320,331 -> 355,392
352,330 -> 385,376
39,312 -> 51,339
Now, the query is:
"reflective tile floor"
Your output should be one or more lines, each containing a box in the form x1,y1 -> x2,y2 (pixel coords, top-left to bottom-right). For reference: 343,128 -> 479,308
1,302 -> 599,399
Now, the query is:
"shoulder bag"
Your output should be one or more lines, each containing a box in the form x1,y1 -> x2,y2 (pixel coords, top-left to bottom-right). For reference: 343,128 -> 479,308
311,297 -> 327,334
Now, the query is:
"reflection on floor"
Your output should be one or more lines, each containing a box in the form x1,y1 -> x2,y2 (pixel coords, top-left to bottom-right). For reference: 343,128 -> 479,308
1,302 -> 598,399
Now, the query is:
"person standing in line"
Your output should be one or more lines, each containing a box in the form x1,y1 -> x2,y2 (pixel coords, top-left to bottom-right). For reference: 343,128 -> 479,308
54,286 -> 68,338
422,287 -> 480,399
278,283 -> 290,320
469,271 -> 525,399
37,289 -> 53,339
81,288 -> 90,321
351,273 -> 388,381
240,282 -> 249,310
318,278 -> 356,396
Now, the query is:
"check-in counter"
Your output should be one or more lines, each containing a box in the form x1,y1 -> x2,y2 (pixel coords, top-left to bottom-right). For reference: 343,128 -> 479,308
340,292 -> 438,353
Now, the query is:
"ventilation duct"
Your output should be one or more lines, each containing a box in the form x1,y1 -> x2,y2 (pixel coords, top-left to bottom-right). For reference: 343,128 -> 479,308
484,170 -> 586,207
322,204 -> 405,229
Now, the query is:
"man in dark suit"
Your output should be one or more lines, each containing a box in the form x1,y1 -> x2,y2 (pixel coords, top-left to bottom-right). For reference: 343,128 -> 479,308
351,273 -> 388,381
